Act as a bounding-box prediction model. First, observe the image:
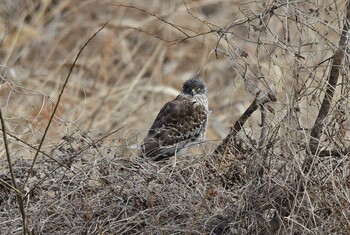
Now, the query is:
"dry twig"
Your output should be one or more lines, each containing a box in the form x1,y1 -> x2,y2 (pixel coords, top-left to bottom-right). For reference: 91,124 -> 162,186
24,22 -> 108,185
215,92 -> 277,155
309,1 -> 350,154
0,108 -> 29,235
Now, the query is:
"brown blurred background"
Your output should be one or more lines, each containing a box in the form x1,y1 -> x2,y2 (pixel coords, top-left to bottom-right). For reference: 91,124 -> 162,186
0,0 -> 253,150
0,0 -> 347,153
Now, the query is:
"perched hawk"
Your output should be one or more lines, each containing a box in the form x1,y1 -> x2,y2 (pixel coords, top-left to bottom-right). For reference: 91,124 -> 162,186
141,78 -> 209,161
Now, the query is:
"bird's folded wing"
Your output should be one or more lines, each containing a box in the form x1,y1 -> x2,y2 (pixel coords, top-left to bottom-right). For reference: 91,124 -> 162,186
142,95 -> 207,160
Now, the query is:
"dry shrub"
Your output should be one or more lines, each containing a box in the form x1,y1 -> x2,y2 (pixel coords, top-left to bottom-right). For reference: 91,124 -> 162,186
1,0 -> 350,234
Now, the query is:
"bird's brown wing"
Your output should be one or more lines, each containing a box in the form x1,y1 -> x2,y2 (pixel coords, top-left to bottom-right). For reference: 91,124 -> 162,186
141,95 -> 207,161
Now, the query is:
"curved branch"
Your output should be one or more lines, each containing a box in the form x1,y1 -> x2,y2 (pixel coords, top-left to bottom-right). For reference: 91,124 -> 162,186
309,1 -> 350,154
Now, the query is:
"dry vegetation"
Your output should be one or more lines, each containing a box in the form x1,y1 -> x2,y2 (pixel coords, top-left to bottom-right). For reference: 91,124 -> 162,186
1,0 -> 350,234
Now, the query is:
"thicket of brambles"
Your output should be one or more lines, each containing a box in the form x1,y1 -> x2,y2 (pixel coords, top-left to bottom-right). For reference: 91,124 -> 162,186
1,1 -> 349,234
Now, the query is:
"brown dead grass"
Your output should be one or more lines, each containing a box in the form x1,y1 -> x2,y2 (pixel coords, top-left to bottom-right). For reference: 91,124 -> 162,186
1,0 -> 350,234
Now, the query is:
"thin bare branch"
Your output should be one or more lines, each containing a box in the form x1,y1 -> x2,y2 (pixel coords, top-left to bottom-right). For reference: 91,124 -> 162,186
309,1 -> 350,154
24,22 -> 108,185
0,108 -> 29,235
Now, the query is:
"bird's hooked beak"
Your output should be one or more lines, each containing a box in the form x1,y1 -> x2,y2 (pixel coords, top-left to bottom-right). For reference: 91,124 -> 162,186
191,89 -> 196,96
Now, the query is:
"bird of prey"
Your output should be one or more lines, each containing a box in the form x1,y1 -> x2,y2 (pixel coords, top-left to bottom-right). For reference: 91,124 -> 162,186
141,78 -> 209,161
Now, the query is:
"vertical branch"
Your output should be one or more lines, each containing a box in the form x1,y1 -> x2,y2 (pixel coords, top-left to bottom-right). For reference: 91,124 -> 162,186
0,109 -> 29,235
258,103 -> 268,148
309,1 -> 350,154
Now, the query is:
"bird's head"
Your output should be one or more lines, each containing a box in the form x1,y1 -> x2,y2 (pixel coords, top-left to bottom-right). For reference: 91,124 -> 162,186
181,78 -> 207,97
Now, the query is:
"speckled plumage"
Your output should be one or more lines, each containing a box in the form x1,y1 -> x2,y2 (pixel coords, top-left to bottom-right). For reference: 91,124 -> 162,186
141,78 -> 209,161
